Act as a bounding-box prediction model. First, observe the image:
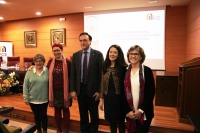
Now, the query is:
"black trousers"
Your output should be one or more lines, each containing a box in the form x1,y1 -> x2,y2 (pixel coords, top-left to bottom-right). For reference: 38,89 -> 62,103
110,121 -> 126,133
77,83 -> 99,133
29,102 -> 48,131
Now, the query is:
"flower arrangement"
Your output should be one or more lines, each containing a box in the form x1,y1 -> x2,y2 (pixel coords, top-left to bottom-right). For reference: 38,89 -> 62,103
0,71 -> 19,95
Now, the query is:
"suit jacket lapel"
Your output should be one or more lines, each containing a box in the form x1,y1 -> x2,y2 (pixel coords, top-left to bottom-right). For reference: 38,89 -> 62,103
88,49 -> 95,72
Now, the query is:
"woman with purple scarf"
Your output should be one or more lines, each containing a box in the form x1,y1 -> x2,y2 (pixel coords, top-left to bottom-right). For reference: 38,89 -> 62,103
124,45 -> 155,133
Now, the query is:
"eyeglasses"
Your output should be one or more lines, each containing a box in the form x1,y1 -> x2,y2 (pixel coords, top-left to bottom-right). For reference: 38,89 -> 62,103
129,53 -> 140,57
35,60 -> 43,63
52,49 -> 61,53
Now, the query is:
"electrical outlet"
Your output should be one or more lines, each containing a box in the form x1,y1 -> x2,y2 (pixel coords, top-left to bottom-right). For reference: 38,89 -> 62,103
19,115 -> 25,120
12,114 -> 18,118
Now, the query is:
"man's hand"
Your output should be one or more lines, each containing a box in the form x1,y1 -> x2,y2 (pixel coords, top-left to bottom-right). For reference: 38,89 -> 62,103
93,92 -> 100,101
70,91 -> 77,100
28,65 -> 34,71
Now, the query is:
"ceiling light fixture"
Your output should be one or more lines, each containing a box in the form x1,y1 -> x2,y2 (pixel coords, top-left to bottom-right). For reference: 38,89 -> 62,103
149,0 -> 157,3
36,12 -> 41,15
59,18 -> 66,21
0,0 -> 6,4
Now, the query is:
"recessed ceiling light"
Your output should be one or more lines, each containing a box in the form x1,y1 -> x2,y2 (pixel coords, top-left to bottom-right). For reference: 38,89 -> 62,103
0,17 -> 3,20
59,18 -> 66,21
0,0 -> 6,4
149,0 -> 157,3
36,12 -> 41,15
84,6 -> 92,9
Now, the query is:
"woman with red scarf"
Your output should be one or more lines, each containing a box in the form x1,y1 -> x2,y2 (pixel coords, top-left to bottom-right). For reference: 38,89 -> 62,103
47,43 -> 72,133
124,45 -> 155,133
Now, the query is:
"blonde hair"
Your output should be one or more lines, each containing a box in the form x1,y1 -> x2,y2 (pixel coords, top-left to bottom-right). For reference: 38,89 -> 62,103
33,54 -> 46,62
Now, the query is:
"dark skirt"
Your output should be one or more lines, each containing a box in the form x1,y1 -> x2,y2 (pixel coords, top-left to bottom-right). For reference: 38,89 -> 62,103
53,88 -> 72,108
104,92 -> 125,122
104,74 -> 126,122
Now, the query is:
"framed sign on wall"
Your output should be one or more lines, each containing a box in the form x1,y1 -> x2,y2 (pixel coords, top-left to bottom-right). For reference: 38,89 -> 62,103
24,30 -> 37,47
50,28 -> 66,46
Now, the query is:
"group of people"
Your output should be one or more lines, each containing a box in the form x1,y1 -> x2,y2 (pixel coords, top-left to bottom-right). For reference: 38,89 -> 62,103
23,32 -> 155,133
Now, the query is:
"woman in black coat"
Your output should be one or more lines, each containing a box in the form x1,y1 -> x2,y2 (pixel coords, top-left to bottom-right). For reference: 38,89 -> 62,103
124,45 -> 155,133
99,44 -> 128,133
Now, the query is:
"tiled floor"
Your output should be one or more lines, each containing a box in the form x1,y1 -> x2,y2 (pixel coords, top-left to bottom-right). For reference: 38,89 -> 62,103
8,119 -> 76,133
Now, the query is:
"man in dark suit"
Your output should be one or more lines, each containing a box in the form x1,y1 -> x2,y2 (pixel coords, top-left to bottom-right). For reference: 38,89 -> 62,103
70,32 -> 104,133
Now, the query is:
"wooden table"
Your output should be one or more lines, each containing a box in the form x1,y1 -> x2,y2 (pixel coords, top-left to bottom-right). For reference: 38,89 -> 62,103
155,71 -> 179,107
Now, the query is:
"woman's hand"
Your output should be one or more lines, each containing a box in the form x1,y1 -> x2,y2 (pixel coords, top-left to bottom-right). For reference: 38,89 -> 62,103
126,111 -> 136,119
24,101 -> 29,105
70,91 -> 77,100
133,110 -> 142,119
98,99 -> 104,111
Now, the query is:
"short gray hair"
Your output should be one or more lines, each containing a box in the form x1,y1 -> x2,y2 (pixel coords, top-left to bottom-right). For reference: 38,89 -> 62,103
127,45 -> 146,64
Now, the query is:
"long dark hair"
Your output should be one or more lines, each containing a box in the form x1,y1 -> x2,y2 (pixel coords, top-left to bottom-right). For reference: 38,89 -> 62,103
103,44 -> 128,73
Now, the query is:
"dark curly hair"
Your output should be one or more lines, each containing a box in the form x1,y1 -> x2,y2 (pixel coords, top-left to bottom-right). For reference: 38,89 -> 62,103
103,44 -> 128,73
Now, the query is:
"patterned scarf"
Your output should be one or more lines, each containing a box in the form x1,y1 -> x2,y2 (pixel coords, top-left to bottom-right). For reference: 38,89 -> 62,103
48,55 -> 69,108
124,64 -> 145,132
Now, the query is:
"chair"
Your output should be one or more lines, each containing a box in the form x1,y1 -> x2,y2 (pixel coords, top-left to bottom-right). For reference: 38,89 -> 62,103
0,119 -> 36,133
7,56 -> 20,67
23,57 -> 33,70
0,106 -> 36,133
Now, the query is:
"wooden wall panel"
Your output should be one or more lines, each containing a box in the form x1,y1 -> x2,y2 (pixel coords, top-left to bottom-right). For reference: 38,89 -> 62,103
186,30 -> 200,55
165,7 -> 187,27
165,6 -> 187,72
186,0 -> 200,60
187,16 -> 200,34
185,55 -> 200,61
165,36 -> 185,54
0,13 -> 84,68
187,0 -> 200,24
165,27 -> 186,36
165,54 -> 185,72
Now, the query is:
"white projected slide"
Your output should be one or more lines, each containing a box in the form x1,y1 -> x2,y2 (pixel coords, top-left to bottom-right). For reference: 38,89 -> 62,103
84,6 -> 166,70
